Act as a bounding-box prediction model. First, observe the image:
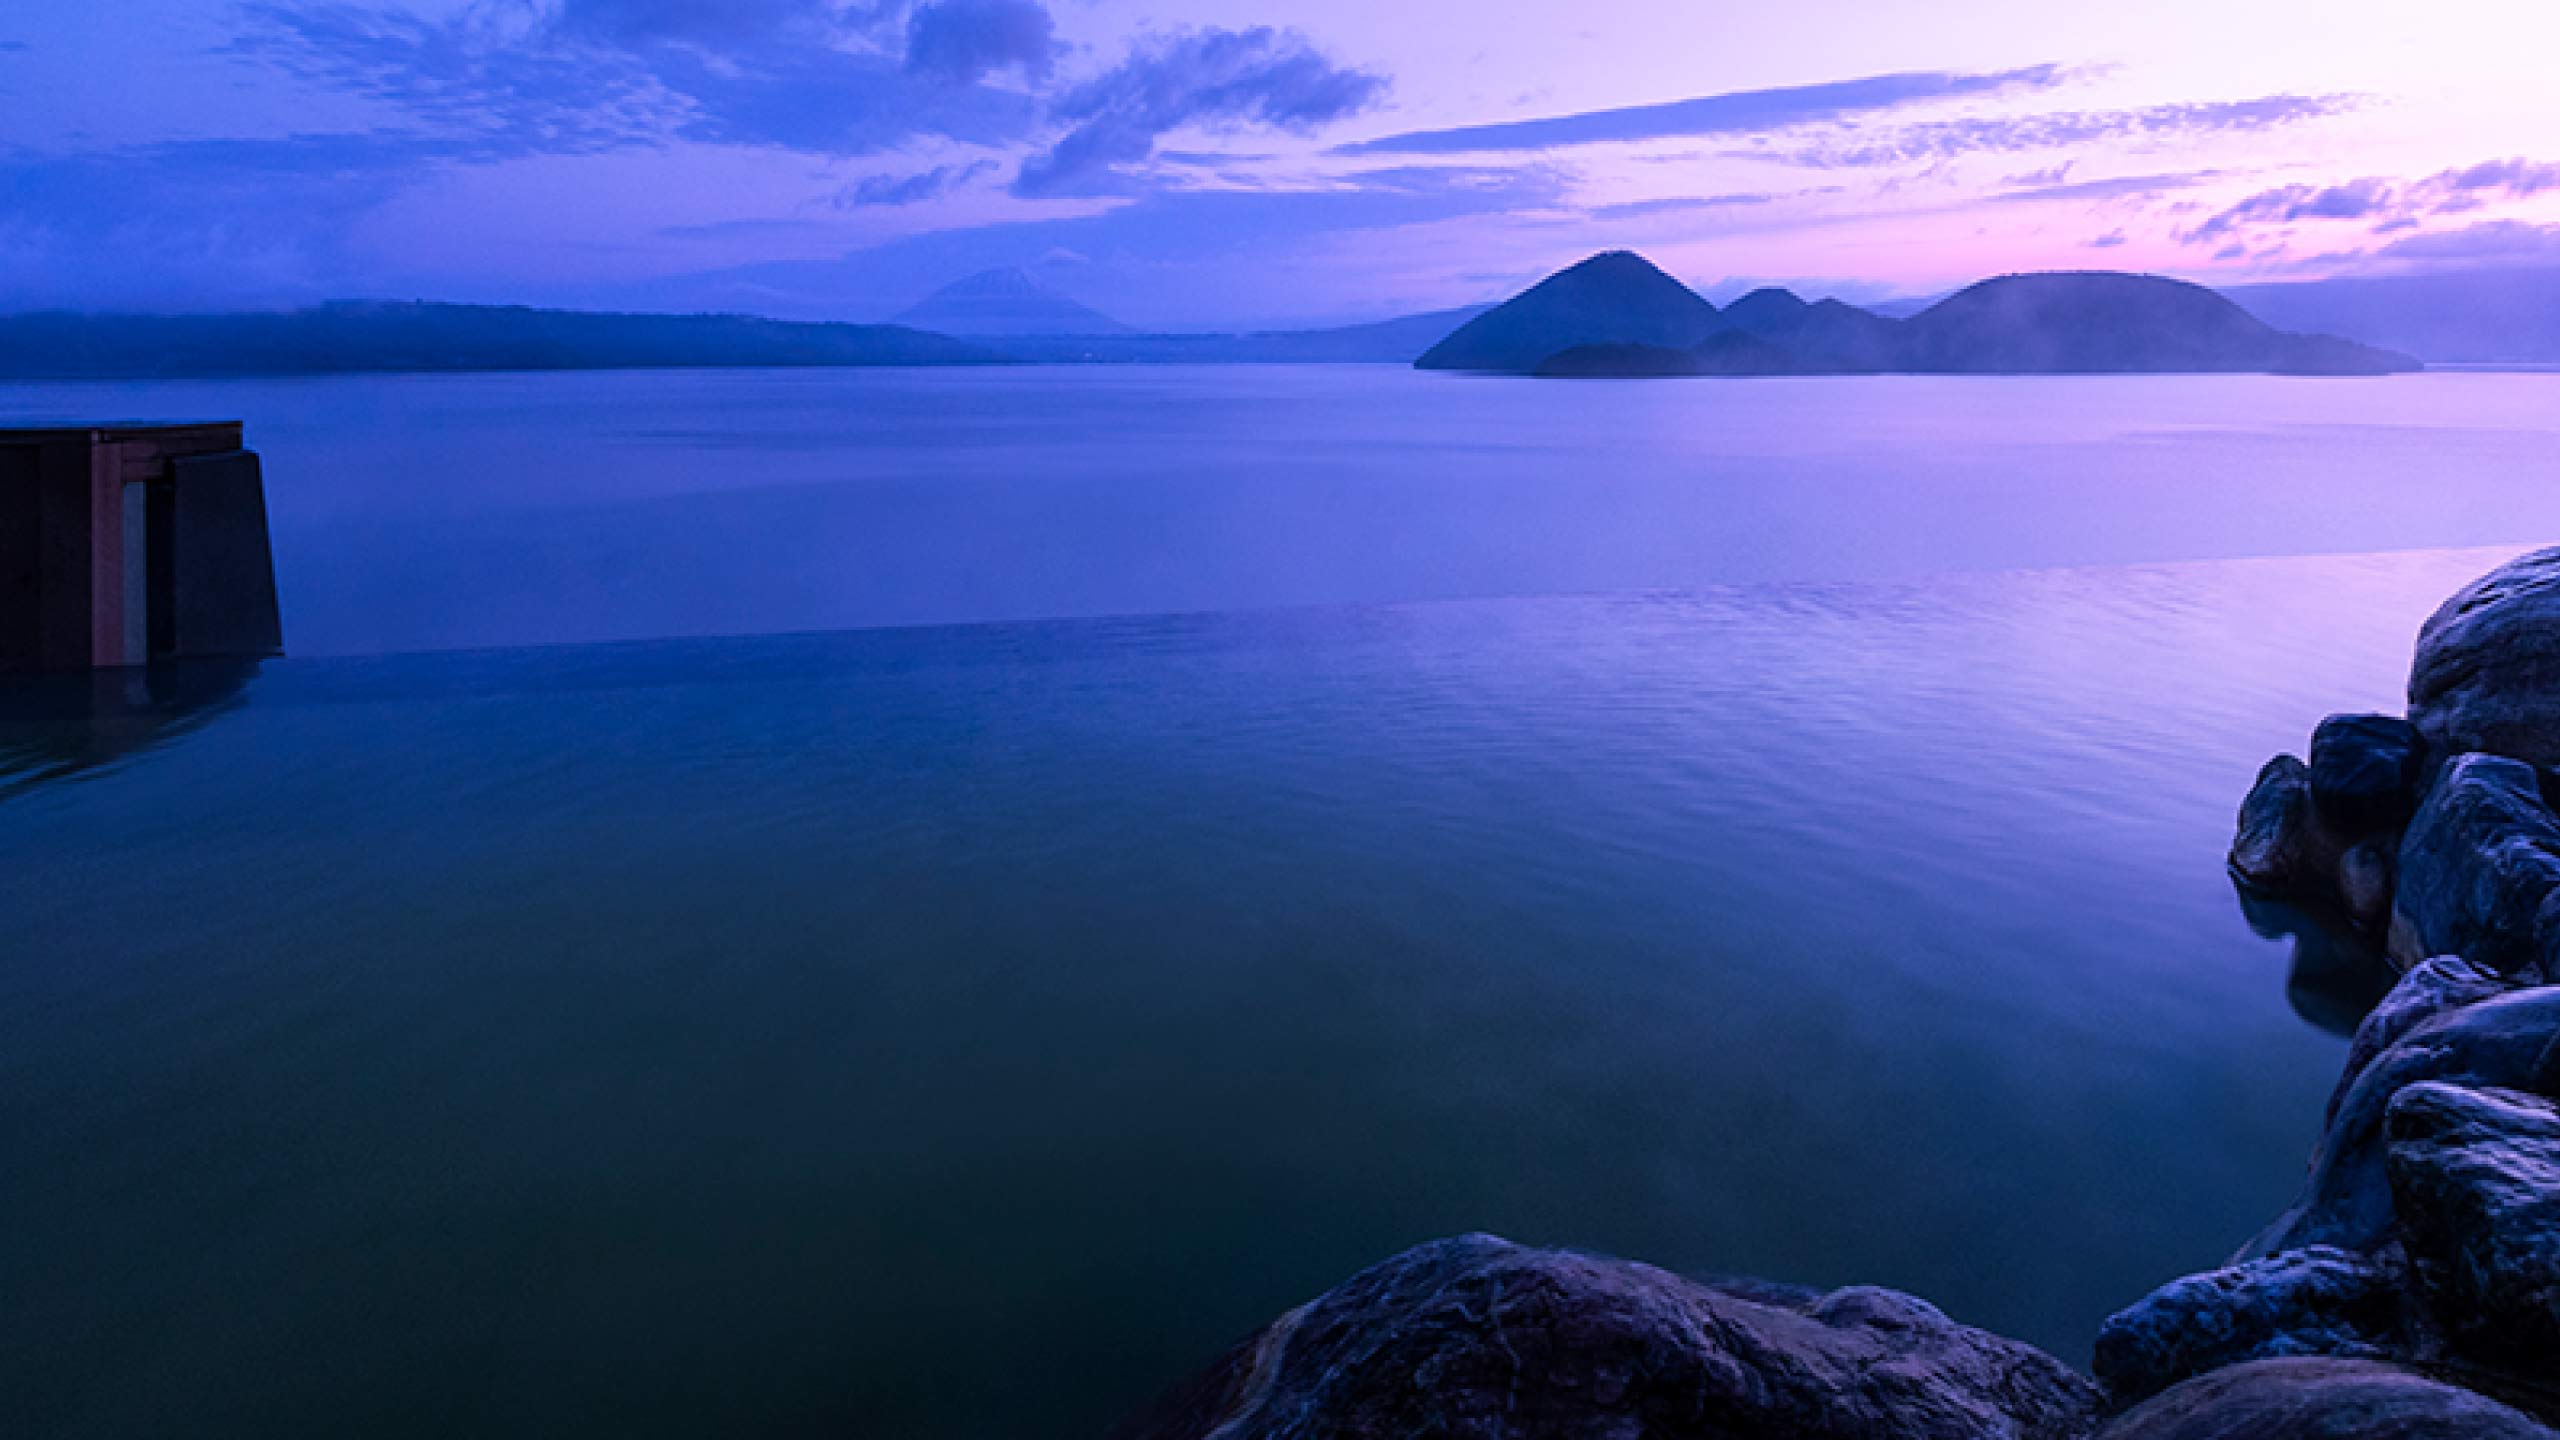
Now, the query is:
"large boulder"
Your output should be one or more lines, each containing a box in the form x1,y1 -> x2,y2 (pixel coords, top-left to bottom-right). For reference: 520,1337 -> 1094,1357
2410,546 -> 2560,768
1115,1234 -> 2099,1440
2093,1247 -> 2429,1409
2325,957 -> 2515,1126
2308,714 -> 2426,835
2384,1081 -> 2560,1370
2246,984 -> 2560,1260
2095,1357 -> 2558,1439
2388,754 -> 2560,977
2230,757 -> 2346,898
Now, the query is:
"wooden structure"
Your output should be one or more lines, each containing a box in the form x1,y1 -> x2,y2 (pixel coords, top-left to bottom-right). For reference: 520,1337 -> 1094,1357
1,423 -> 282,671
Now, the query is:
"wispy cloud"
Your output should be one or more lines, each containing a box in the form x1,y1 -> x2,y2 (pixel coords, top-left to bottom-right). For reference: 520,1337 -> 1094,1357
1337,66 -> 2064,156
1587,192 -> 1783,221
1767,93 -> 2356,167
2186,157 -> 2560,244
1013,27 -> 1387,196
1991,169 -> 2221,203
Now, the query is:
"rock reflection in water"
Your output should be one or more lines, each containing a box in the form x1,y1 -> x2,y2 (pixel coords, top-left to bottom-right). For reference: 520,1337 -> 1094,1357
2235,886 -> 2402,1037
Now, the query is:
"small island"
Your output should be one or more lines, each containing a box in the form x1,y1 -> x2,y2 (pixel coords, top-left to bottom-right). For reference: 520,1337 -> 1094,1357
1420,251 -> 2421,379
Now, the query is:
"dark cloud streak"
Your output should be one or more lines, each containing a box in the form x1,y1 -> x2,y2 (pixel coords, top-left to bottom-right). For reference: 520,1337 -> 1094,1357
1014,27 -> 1386,196
1339,66 -> 2064,156
904,0 -> 1056,84
2188,158 -> 2560,245
836,160 -> 998,206
1991,170 -> 2220,203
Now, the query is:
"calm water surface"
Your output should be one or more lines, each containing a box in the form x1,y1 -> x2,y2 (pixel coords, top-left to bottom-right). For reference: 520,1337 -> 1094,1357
3,366 -> 2556,1439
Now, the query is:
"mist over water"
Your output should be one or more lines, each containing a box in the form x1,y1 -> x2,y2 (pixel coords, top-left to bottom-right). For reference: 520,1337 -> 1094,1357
4,367 -> 2558,1438
6,366 -> 2558,655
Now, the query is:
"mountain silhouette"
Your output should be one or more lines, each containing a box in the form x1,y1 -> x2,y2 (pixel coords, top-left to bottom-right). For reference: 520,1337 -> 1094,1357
894,268 -> 1131,337
0,302 -> 996,379
1416,252 -> 1724,372
2226,266 -> 2560,364
1897,272 -> 2413,375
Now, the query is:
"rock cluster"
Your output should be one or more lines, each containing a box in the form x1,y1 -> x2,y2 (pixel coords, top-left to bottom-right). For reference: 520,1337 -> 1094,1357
2230,548 -> 2560,983
1120,548 -> 2560,1440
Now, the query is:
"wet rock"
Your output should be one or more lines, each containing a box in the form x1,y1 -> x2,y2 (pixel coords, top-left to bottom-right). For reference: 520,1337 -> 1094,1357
1114,1233 -> 2099,1440
2384,1081 -> 2560,1370
2326,957 -> 2513,1126
2247,985 -> 2560,1260
2308,714 -> 2425,835
2096,1357 -> 2559,1439
2338,837 -> 2397,929
2231,757 -> 2345,898
2410,546 -> 2560,769
2389,754 -> 2560,977
2092,1246 -> 2429,1408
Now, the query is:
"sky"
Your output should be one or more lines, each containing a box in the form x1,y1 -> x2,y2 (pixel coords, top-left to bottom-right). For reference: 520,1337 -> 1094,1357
4,0 -> 2560,327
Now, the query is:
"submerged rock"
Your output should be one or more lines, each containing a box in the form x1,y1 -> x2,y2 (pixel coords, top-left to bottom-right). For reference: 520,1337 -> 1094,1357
2095,1357 -> 2558,1439
2389,753 -> 2560,977
2384,1081 -> 2560,1370
2410,546 -> 2560,768
1116,1234 -> 2098,1440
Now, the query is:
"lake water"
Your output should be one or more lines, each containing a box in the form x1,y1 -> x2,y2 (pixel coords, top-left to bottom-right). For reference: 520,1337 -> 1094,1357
3,367 -> 2557,1439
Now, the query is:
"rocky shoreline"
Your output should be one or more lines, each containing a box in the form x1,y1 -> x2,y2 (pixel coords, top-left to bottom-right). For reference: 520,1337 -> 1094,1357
1118,547 -> 2560,1439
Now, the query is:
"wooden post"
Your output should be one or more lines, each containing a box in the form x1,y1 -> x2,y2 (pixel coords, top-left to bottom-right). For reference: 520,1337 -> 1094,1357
2,423 -> 278,673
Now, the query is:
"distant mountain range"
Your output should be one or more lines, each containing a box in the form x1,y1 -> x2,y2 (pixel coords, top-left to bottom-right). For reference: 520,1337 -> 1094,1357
986,306 -> 1495,364
0,301 -> 995,379
2224,267 -> 2560,365
1424,252 -> 2418,378
893,268 -> 1132,338
15,255 -> 2541,378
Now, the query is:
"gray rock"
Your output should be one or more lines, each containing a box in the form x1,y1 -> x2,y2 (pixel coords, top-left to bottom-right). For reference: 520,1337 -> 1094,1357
1114,1233 -> 2098,1440
2247,985 -> 2560,1260
2410,546 -> 2560,768
2326,957 -> 2515,1127
2093,1247 -> 2431,1408
2389,754 -> 2560,977
2309,714 -> 2426,835
2384,1081 -> 2560,1370
2232,756 -> 2345,898
2096,1357 -> 2558,1439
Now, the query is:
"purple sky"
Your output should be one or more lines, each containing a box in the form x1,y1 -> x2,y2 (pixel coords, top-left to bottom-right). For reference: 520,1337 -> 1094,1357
4,0 -> 2558,327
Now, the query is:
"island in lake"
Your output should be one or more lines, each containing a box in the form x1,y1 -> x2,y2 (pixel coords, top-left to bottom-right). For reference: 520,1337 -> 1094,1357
1424,250 -> 2421,378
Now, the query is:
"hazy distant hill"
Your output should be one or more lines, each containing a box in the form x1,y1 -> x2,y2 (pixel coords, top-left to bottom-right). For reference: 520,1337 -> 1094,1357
1416,252 -> 1725,372
1720,290 -> 1908,372
987,305 -> 1495,364
2225,267 -> 2560,364
0,301 -> 997,379
1898,272 -> 2414,375
894,268 -> 1131,338
1418,252 -> 2416,377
